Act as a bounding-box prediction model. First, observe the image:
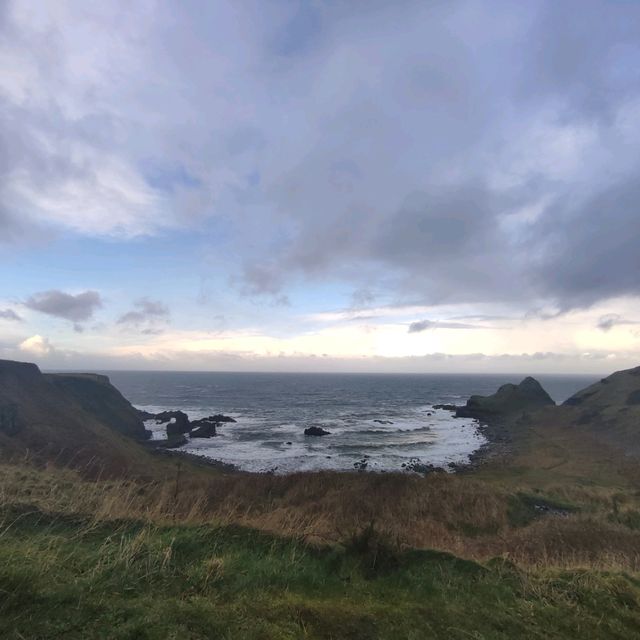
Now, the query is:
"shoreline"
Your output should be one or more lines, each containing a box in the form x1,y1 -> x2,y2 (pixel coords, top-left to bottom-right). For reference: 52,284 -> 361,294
145,409 -> 499,476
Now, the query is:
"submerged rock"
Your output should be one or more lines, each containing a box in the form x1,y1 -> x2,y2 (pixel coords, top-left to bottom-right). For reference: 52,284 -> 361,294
304,426 -> 331,436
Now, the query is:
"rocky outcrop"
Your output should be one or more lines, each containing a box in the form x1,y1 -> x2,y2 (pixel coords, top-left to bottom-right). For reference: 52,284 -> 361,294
433,404 -> 458,411
195,414 -> 236,424
456,377 -> 555,421
144,411 -> 235,439
190,424 -> 217,438
304,426 -> 331,436
154,411 -> 191,437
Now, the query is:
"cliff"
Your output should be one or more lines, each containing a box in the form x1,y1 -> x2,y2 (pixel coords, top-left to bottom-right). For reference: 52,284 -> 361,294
45,372 -> 148,440
0,359 -> 153,475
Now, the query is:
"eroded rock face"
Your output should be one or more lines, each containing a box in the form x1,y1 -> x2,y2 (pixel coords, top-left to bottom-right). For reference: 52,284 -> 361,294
46,373 -> 150,441
456,377 -> 555,421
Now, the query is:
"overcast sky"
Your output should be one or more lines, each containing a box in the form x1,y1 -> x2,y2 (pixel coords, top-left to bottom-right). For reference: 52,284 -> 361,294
1,0 -> 640,374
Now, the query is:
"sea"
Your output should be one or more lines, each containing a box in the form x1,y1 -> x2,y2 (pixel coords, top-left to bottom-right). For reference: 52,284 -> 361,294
105,371 -> 598,474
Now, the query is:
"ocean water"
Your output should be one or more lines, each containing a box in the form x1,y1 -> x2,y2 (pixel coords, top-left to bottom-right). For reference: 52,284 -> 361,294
105,371 -> 598,474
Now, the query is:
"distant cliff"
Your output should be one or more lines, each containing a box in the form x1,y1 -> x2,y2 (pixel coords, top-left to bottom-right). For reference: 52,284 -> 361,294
0,359 -> 152,475
456,376 -> 555,421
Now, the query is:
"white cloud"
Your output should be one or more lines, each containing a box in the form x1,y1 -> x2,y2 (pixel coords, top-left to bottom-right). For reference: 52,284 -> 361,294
19,334 -> 55,356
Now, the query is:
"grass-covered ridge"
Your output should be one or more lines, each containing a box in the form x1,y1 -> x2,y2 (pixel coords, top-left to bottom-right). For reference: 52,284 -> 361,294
2,503 -> 640,640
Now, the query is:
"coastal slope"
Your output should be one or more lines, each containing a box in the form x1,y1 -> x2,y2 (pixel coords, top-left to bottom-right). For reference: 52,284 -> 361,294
559,365 -> 640,454
0,359 -> 154,475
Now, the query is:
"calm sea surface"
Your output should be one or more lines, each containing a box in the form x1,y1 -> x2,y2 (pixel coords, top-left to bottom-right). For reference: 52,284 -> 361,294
104,371 -> 598,473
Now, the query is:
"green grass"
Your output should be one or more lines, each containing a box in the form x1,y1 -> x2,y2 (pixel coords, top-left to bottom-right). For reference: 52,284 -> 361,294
1,507 -> 640,639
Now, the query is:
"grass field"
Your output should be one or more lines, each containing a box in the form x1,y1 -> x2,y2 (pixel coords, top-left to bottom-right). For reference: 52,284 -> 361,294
2,504 -> 640,639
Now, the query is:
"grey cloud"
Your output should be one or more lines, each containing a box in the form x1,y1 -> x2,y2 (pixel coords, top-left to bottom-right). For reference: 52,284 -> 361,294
408,319 -> 485,333
3,1 -> 640,315
25,290 -> 102,322
527,178 -> 640,309
236,2 -> 640,311
117,298 -> 170,329
0,309 -> 22,322
597,314 -> 640,332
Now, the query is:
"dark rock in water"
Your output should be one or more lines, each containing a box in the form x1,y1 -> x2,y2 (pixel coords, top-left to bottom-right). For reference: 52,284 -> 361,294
190,423 -> 217,438
433,404 -> 458,411
144,410 -> 234,440
373,419 -> 393,425
136,409 -> 157,420
354,458 -> 368,471
304,426 -> 331,436
165,434 -> 188,449
456,377 -> 554,421
154,411 -> 191,436
285,441 -> 292,445
154,410 -> 187,424
404,458 -> 445,474
192,414 -> 236,425
189,416 -> 225,438
0,403 -> 21,436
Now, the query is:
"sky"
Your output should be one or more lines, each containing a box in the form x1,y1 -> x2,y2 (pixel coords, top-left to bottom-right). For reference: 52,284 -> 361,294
1,0 -> 640,374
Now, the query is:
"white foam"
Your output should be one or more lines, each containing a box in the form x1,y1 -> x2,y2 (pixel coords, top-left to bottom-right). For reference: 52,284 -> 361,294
158,405 -> 488,474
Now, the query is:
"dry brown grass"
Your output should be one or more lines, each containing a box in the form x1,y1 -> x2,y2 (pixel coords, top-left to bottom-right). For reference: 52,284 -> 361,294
2,456 -> 639,572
